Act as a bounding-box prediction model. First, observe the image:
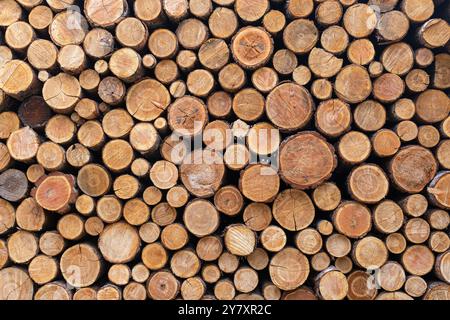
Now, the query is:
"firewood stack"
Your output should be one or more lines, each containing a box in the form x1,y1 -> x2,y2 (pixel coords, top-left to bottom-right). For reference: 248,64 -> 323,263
0,0 -> 449,301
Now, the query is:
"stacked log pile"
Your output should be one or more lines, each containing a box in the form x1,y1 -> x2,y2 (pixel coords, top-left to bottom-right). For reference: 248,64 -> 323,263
0,0 -> 449,300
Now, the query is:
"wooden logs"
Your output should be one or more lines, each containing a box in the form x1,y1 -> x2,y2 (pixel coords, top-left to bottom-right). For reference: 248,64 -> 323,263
279,132 -> 336,189
0,0 -> 448,302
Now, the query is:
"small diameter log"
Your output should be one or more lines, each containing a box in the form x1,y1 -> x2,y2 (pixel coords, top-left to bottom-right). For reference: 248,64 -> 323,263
139,222 -> 160,244
176,18 -> 208,50
16,198 -> 45,232
404,276 -> 427,298
261,225 -> 286,252
84,0 -> 127,28
0,1 -> 22,28
313,182 -> 341,211
126,79 -> 171,122
29,5 -> 53,32
27,39 -> 58,71
160,223 -> 188,250
372,129 -> 400,158
202,264 -> 221,284
376,11 -> 409,43
234,267 -> 259,293
57,213 -> 85,241
243,203 -> 272,232
321,26 -> 349,55
346,271 -> 377,300
0,199 -> 15,235
295,228 -> 322,255
116,18 -> 148,51
347,164 -> 389,204
163,0 -> 188,21
0,60 -> 39,100
389,146 -> 438,193
83,29 -> 115,59
180,149 -> 224,198
429,232 -> 450,254
338,131 -> 371,165
283,19 -> 318,54
176,50 -> 197,72
423,128 -> 443,150
263,10 -> 286,35
279,132 -> 336,189
326,234 -> 351,258
401,245 -> 435,276
109,48 -> 143,83
66,143 -> 91,168
33,173 -> 76,213
354,100 -> 386,132
57,45 -> 86,75
39,231 -> 65,257
77,164 -> 111,197
0,169 -> 28,202
435,251 -> 450,283
316,0 -> 343,26
124,282 -> 147,300
0,267 -> 34,300
218,252 -> 239,274
43,73 -> 81,114
427,209 -> 450,231
434,53 -> 450,90
214,279 -> 236,300
214,185 -> 243,216
99,222 -> 140,264
235,0 -> 268,22
45,115 -> 76,145
315,99 -> 351,138
218,63 -> 246,92
239,164 -> 279,203
151,202 -> 177,227
428,172 -> 450,209
309,48 -> 343,78
373,73 -> 405,103
0,112 -> 20,140
147,271 -> 180,300
272,189 -> 315,232
181,277 -> 206,300
315,268 -> 348,300
114,175 -> 141,200
418,19 -> 450,49
386,233 -> 407,255
334,64 -> 372,104
97,284 -> 122,300
269,247 -> 310,291
60,243 -> 101,287
415,89 -> 449,124
186,69 -> 214,97
333,201 -> 371,239
266,82 -> 314,132
247,248 -> 269,271
183,199 -> 219,237
207,91 -> 232,119
37,142 -> 66,171
232,89 -> 265,122
85,217 -> 104,237
209,7 -> 238,39
102,109 -> 134,139
196,236 -> 222,262
49,10 -> 89,47
231,27 -> 273,70
5,21 -> 35,53
252,67 -> 279,93
353,236 -> 388,269
18,96 -> 52,130
343,3 -> 377,38
373,200 -> 404,234
273,49 -> 298,75
143,187 -> 163,206
7,230 -> 39,264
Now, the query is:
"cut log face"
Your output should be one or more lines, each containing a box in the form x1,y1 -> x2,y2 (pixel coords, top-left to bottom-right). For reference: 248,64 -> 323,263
279,132 -> 337,189
0,0 -> 449,301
